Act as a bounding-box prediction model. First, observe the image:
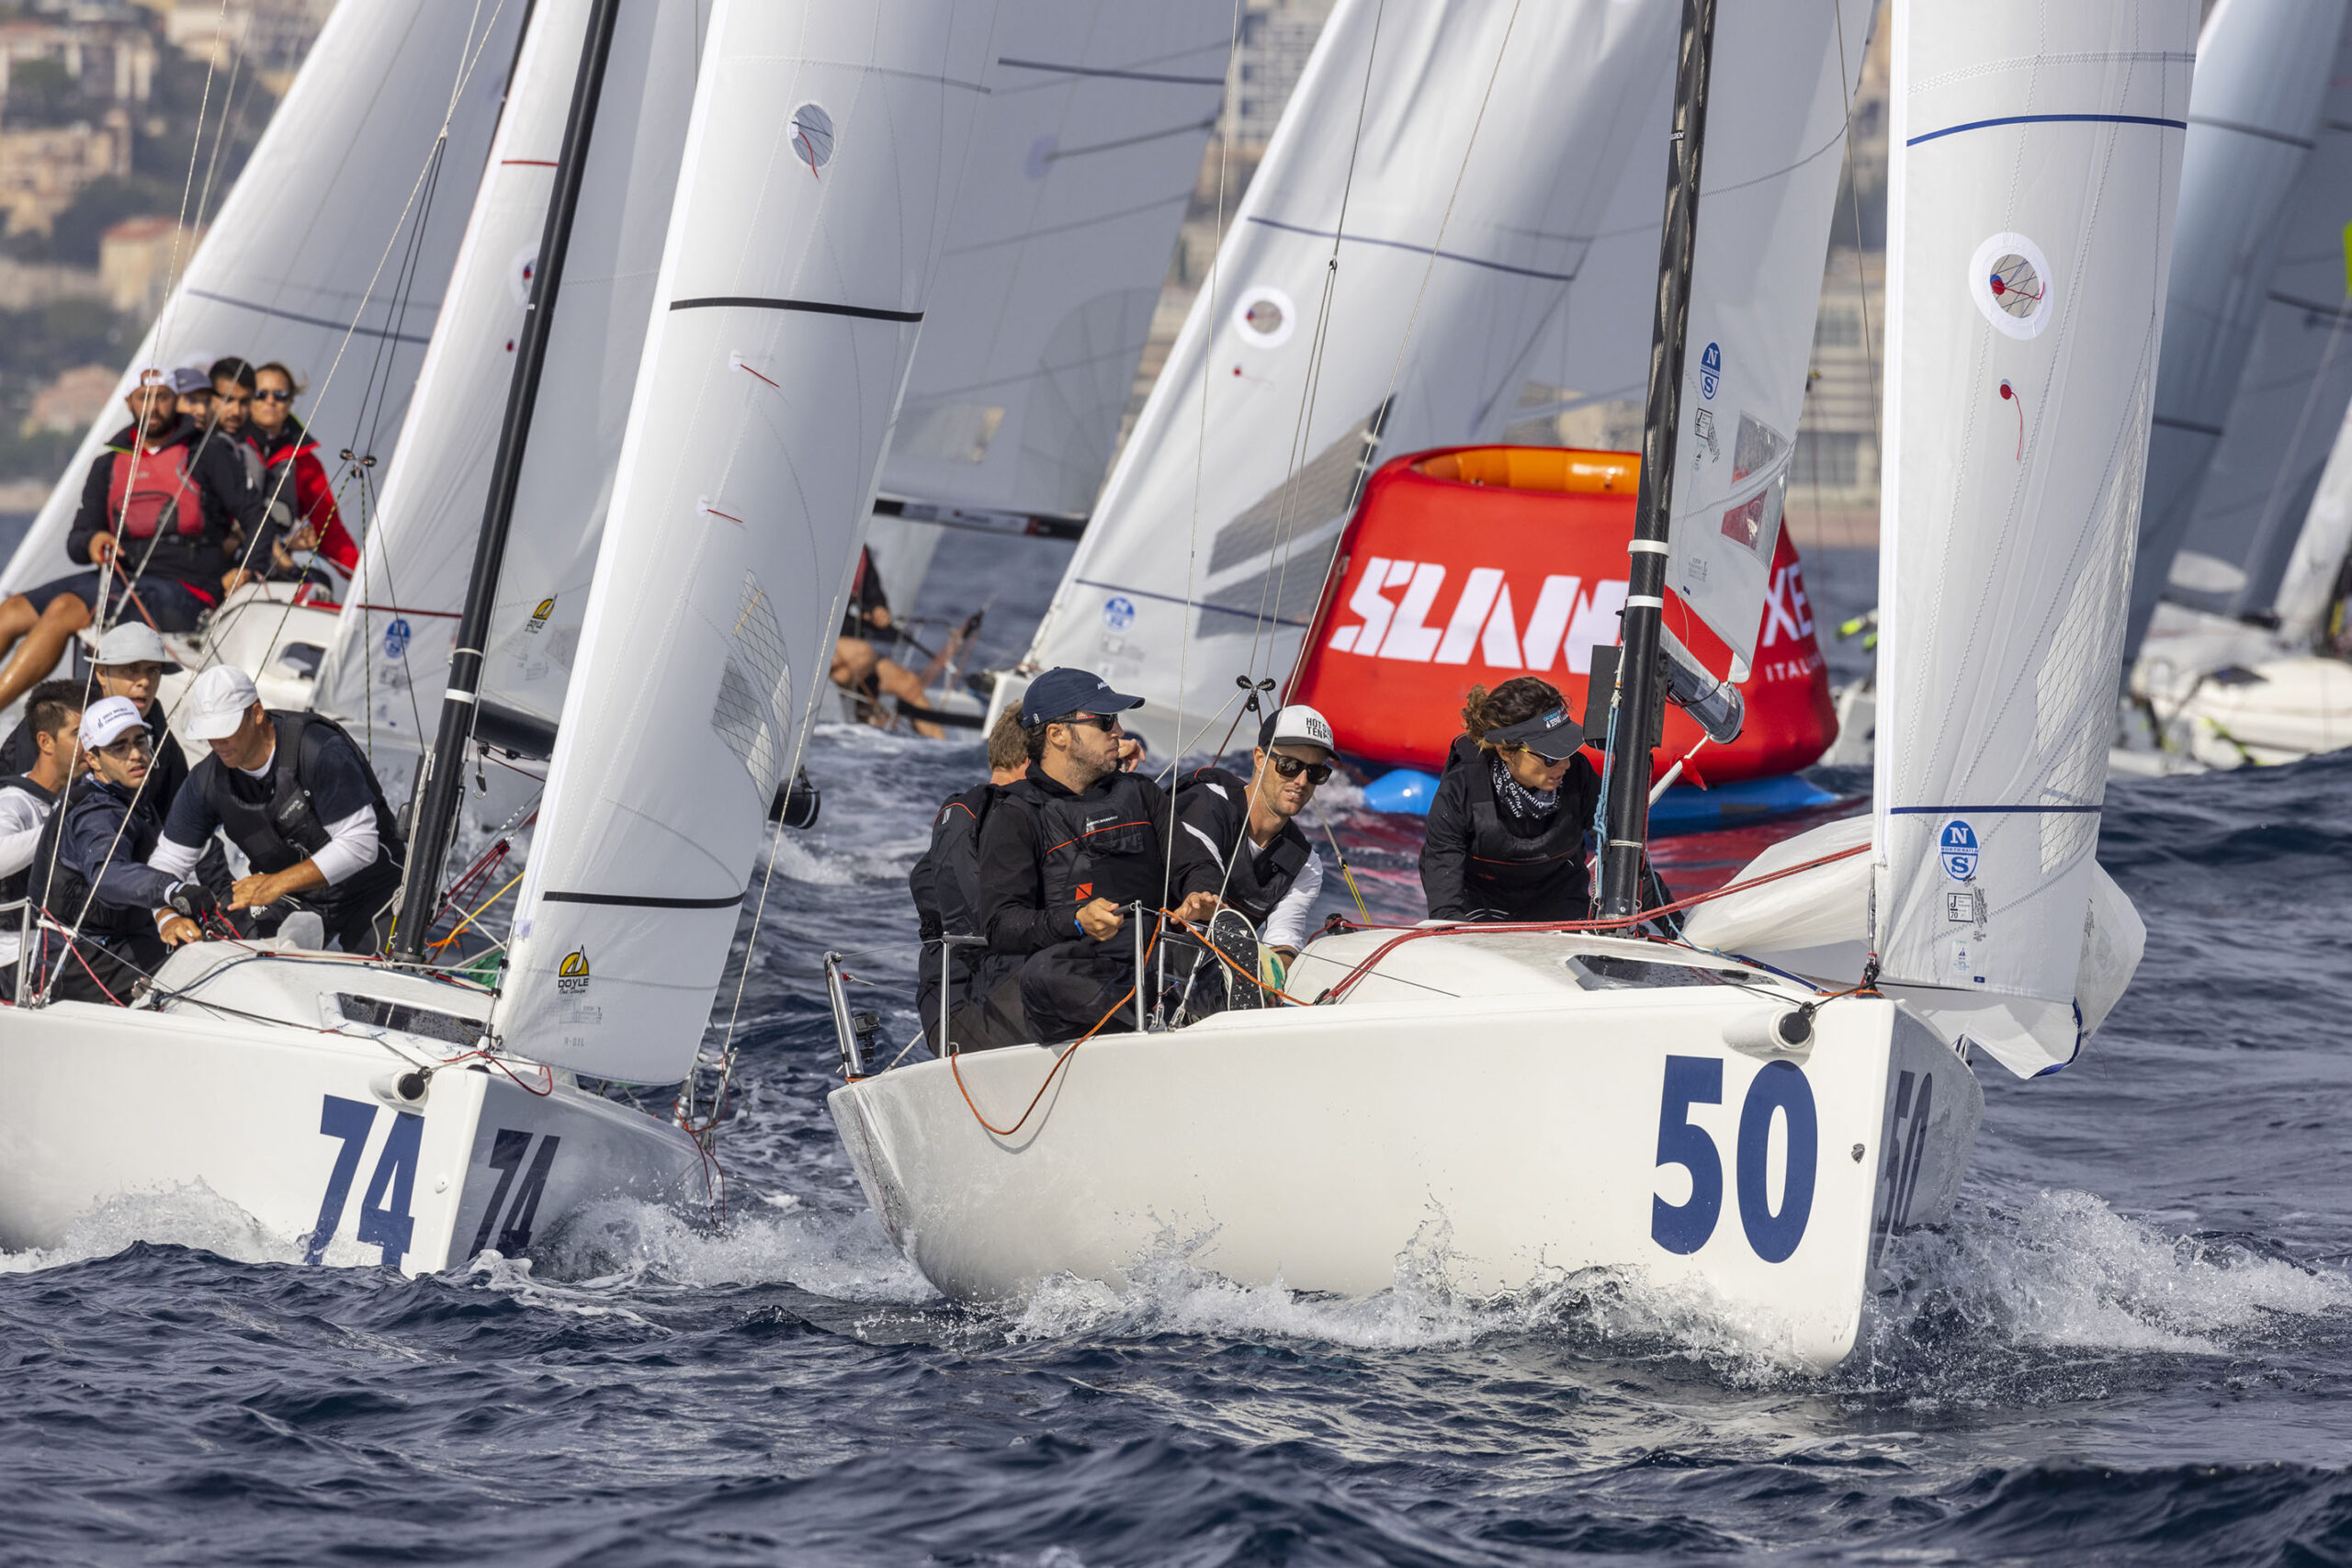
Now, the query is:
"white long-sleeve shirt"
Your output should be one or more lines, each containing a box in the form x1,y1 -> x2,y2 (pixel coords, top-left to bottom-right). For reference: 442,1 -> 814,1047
0,780 -> 54,968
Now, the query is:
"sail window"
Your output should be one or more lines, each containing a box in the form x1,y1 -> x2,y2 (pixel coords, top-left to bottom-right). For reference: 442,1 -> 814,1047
335,994 -> 481,1047
710,570 -> 796,801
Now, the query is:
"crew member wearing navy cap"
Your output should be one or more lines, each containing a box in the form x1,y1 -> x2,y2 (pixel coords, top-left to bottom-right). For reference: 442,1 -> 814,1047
971,667 -> 1223,1045
1419,676 -> 1603,922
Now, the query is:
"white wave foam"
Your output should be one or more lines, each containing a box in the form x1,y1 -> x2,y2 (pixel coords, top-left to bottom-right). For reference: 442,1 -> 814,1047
0,1182 -> 304,1273
1865,1189 -> 2352,1361
532,1194 -> 936,1305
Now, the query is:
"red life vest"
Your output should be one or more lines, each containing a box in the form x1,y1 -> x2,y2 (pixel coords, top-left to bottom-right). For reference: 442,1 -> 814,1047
106,441 -> 201,541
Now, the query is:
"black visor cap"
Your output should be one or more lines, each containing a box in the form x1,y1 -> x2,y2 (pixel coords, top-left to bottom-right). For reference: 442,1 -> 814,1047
1484,705 -> 1585,760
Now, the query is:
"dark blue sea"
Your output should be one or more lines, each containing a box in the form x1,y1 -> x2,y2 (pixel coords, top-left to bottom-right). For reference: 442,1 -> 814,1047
7,537 -> 2352,1567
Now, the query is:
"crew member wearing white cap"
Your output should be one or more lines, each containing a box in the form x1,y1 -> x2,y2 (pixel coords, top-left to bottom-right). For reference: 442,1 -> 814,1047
0,681 -> 84,998
147,665 -> 404,954
2,620 -> 193,812
27,695 -> 220,1004
1172,704 -> 1333,961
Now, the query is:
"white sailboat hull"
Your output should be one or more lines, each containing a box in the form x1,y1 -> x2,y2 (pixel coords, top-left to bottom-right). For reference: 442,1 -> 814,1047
830,936 -> 1980,1369
2165,653 -> 2352,766
0,945 -> 706,1269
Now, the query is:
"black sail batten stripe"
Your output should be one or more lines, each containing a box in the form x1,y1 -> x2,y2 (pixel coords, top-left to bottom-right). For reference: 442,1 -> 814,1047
996,56 -> 1225,86
541,890 -> 746,908
669,296 -> 923,322
185,288 -> 435,345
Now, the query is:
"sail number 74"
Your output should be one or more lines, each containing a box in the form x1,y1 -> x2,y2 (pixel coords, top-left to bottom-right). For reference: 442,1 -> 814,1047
1650,1056 -> 1818,1261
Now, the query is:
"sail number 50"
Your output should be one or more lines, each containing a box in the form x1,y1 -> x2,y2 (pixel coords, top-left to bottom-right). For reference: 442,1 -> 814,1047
1650,1055 -> 1818,1261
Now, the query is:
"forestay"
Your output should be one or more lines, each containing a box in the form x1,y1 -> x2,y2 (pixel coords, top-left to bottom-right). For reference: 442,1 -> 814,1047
315,0 -> 708,744
863,0 -> 1230,617
2154,3 -> 2352,632
1662,0 -> 1875,671
0,2 -> 521,595
1018,0 -> 1678,750
1873,0 -> 2192,1077
495,0 -> 998,1084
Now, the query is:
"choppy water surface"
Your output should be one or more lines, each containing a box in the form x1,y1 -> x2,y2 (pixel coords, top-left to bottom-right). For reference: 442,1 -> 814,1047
7,541 -> 2352,1566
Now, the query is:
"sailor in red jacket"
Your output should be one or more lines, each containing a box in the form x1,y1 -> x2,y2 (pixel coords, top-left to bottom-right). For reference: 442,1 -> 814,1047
244,361 -> 357,594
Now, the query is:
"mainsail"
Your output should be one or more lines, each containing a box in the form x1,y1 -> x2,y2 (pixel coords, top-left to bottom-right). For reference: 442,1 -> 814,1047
1015,0 -> 1679,750
314,0 -> 708,746
1873,0 -> 2191,1076
0,2 -> 522,594
1660,0 -> 1877,671
2120,0 -> 2352,658
495,0 -> 998,1083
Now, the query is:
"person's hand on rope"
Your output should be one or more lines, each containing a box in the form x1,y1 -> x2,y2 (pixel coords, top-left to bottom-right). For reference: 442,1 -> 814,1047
1075,896 -> 1125,942
1173,890 -> 1221,926
232,862 -> 324,910
158,913 -> 205,947
165,879 -> 222,922
221,567 -> 258,593
87,531 -> 117,566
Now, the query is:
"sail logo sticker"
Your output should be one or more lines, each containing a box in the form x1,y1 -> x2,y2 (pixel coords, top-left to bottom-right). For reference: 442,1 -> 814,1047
1102,595 -> 1136,631
557,948 -> 591,995
790,103 -> 833,177
382,617 -> 410,660
1232,286 -> 1297,350
508,243 -> 537,309
1699,342 -> 1721,400
1939,819 -> 1980,881
526,596 -> 554,634
1969,231 -> 2053,340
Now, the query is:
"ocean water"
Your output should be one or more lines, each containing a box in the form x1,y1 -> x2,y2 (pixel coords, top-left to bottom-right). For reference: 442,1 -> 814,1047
7,538 -> 2352,1566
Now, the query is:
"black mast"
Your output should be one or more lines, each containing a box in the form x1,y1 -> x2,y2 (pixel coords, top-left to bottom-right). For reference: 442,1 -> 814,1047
1599,0 -> 1717,920
393,0 -> 623,962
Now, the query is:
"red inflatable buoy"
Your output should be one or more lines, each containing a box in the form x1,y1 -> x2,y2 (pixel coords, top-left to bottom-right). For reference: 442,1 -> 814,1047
1288,446 -> 1838,782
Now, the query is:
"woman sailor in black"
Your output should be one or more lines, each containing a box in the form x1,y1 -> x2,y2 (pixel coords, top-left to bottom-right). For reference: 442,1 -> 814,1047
1418,677 -> 1603,923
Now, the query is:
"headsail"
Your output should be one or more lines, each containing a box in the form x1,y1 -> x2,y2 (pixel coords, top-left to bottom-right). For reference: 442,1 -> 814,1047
1873,0 -> 2192,1077
0,2 -> 523,595
1015,0 -> 1679,751
494,0 -> 999,1084
315,0 -> 708,748
1661,0 -> 1876,672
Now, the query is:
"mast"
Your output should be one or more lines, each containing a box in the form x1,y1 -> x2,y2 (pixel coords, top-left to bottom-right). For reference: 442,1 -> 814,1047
393,0 -> 623,962
1599,0 -> 1716,920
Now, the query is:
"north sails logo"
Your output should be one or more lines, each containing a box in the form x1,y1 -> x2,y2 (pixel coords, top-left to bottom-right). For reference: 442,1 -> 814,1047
1326,558 -> 1815,671
557,948 -> 590,994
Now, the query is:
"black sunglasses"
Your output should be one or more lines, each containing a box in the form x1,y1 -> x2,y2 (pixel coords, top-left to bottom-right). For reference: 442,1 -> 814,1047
1269,753 -> 1332,785
254,389 -> 295,403
1056,712 -> 1124,734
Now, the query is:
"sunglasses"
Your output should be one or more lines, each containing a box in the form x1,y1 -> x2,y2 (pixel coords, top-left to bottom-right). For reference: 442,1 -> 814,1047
96,733 -> 153,759
254,389 -> 295,403
1269,753 -> 1333,785
1056,713 -> 1124,734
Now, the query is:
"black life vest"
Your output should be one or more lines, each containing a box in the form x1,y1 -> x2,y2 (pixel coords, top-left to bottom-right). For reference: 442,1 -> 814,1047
0,773 -> 57,919
193,712 -> 403,883
33,776 -> 163,943
1173,766 -> 1311,931
1452,741 -> 1592,921
1021,768 -> 1168,918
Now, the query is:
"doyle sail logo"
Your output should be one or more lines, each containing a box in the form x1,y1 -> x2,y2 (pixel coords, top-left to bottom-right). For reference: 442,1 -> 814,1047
557,948 -> 591,994
526,596 -> 555,634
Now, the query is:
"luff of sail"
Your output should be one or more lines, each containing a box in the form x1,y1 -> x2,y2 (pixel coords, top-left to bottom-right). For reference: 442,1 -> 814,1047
0,1 -> 523,595
2119,0 -> 2350,661
495,0 -> 999,1085
1017,0 -> 1679,751
1661,0 -> 1875,672
1874,0 -> 2192,1077
315,0 -> 708,745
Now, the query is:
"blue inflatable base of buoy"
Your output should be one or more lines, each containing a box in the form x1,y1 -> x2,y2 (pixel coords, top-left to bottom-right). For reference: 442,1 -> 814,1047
1359,767 -> 1838,836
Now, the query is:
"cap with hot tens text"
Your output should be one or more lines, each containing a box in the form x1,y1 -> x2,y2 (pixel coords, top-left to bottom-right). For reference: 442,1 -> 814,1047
1018,667 -> 1145,727
80,696 -> 145,750
1257,703 -> 1334,753
184,664 -> 261,740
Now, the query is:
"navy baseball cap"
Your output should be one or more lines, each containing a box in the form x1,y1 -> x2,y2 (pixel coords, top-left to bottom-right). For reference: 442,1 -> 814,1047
1019,667 -> 1145,726
1484,704 -> 1585,760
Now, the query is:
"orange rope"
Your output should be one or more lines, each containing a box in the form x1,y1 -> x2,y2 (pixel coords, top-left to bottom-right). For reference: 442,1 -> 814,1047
948,923 -> 1161,1138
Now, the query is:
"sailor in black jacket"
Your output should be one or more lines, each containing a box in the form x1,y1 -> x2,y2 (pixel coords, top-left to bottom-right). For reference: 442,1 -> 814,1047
909,709 -> 1028,1050
1173,703 -> 1332,957
975,668 -> 1221,1044
1419,677 -> 1603,923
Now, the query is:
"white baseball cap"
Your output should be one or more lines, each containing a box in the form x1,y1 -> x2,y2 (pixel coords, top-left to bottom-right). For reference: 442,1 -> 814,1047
184,664 -> 261,740
92,620 -> 180,672
1258,703 -> 1335,753
79,695 -> 146,750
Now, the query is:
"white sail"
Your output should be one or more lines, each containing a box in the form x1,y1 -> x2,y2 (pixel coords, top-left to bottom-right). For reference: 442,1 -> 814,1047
2119,0 -> 2350,658
0,2 -> 522,595
2275,397 -> 2352,642
494,0 -> 998,1084
1873,0 -> 2192,1077
1015,0 -> 1678,751
315,0 -> 709,743
1662,0 -> 1876,670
